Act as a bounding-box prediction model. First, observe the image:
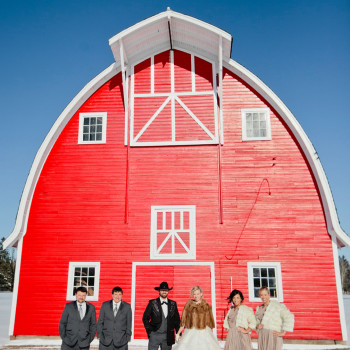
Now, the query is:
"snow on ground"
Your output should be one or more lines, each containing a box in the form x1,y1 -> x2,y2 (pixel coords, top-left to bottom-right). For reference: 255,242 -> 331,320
0,293 -> 12,346
0,293 -> 349,349
344,295 -> 350,345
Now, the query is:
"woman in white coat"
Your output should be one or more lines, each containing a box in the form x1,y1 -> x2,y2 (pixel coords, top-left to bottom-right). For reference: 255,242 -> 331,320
255,287 -> 294,350
223,289 -> 256,350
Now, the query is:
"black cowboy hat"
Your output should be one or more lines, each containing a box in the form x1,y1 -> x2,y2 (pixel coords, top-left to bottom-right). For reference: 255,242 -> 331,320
154,281 -> 173,291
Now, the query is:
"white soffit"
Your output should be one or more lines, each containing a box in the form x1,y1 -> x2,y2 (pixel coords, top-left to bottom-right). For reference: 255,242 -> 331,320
109,9 -> 232,67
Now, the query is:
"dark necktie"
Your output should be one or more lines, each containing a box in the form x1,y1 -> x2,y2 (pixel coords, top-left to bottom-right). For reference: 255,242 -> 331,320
161,301 -> 168,305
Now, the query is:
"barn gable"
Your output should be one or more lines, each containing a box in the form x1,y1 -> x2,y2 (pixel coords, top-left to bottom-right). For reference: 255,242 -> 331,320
5,9 -> 348,250
4,8 -> 349,345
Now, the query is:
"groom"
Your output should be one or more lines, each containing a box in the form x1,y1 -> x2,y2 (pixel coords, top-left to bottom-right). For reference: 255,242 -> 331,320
142,282 -> 180,350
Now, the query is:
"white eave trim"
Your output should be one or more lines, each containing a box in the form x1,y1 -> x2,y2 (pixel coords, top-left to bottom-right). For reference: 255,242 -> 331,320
3,62 -> 121,249
4,52 -> 348,250
224,58 -> 350,248
109,9 -> 231,47
109,9 -> 232,67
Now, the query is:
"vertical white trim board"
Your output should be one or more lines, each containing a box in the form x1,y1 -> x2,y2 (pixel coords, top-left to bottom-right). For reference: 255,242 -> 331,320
331,233 -> 348,342
8,237 -> 23,336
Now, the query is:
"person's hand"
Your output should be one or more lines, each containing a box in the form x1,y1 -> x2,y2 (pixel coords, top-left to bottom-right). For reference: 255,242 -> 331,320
273,330 -> 286,337
257,324 -> 264,330
176,333 -> 181,342
237,327 -> 250,334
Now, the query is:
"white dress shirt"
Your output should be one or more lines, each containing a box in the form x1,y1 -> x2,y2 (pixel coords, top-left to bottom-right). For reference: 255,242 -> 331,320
113,300 -> 121,314
160,297 -> 168,318
76,301 -> 86,318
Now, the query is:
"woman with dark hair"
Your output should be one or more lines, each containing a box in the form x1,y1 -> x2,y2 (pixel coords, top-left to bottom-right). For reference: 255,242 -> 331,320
223,289 -> 256,350
173,286 -> 221,349
255,287 -> 294,350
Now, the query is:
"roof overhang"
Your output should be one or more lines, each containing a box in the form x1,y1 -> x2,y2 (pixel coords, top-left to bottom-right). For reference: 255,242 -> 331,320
109,8 -> 232,68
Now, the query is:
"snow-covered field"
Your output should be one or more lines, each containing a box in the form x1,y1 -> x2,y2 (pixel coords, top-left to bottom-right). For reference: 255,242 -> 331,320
0,293 -> 349,349
0,293 -> 12,346
344,295 -> 350,345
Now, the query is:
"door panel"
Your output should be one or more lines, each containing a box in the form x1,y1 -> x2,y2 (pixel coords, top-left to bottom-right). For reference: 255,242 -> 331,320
134,265 -> 212,339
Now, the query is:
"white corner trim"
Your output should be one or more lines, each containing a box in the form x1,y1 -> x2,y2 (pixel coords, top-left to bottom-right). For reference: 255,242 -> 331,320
191,54 -> 195,93
3,63 -> 120,249
224,58 -> 350,247
131,261 -> 217,340
331,233 -> 348,341
150,56 -> 154,94
8,236 -> 23,335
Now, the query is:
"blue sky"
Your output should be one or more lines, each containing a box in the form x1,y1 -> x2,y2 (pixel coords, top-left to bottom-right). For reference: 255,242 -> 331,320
1,0 -> 349,259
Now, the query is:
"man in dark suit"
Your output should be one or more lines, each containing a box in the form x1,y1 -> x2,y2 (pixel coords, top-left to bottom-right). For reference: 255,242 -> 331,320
97,286 -> 132,350
59,286 -> 97,350
142,282 -> 180,350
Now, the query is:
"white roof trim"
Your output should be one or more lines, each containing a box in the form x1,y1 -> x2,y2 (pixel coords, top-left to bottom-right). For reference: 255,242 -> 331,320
109,9 -> 232,68
3,63 -> 121,249
5,13 -> 348,249
224,58 -> 350,248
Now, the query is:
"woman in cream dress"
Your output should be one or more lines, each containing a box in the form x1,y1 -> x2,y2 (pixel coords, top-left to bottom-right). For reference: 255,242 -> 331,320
255,287 -> 294,350
173,286 -> 221,350
223,289 -> 256,350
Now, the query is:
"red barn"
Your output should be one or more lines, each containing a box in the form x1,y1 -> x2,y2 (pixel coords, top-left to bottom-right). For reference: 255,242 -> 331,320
4,9 -> 349,347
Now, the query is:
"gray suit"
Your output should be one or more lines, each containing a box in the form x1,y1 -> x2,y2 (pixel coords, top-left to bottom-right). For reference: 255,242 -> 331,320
97,300 -> 132,350
59,301 -> 97,350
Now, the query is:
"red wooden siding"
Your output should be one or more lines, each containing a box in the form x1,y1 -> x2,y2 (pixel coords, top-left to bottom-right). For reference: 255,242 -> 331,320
134,266 -> 211,339
174,50 -> 192,92
13,50 -> 341,341
133,50 -> 216,143
134,58 -> 151,94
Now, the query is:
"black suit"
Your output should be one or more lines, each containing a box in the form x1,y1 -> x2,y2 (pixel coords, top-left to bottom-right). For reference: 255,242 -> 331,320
142,298 -> 180,347
97,300 -> 132,350
59,301 -> 97,350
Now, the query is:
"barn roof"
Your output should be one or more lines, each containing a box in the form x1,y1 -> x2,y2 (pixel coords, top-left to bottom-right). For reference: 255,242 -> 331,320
4,10 -> 349,250
109,8 -> 232,69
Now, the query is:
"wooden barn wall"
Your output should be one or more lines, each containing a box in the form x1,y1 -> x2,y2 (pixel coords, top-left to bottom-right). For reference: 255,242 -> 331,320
13,50 -> 341,340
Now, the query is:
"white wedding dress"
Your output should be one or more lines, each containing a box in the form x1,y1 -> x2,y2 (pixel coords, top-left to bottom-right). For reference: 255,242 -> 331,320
172,326 -> 221,349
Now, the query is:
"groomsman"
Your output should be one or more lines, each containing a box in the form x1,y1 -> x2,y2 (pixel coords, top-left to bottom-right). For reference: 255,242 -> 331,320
143,282 -> 180,350
59,286 -> 97,350
97,286 -> 132,350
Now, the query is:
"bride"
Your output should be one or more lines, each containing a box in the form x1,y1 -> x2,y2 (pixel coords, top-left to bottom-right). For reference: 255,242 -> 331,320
173,286 -> 221,349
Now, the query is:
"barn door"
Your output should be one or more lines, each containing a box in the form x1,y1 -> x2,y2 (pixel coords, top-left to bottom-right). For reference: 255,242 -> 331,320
133,264 -> 212,339
134,266 -> 175,339
172,265 -> 212,316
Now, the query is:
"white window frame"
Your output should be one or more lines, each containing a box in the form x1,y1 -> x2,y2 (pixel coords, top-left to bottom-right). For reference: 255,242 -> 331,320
247,262 -> 283,302
78,112 -> 107,144
241,108 -> 271,141
150,205 -> 196,260
66,262 -> 100,301
129,51 -> 219,146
